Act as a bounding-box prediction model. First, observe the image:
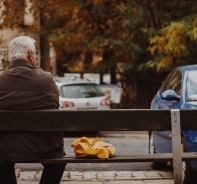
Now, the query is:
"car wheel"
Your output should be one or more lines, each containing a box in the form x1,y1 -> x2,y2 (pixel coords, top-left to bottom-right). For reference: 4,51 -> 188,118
149,132 -> 168,170
182,137 -> 197,184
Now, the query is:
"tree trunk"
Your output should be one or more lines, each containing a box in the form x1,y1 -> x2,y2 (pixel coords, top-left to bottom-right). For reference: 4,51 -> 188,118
121,72 -> 137,109
40,36 -> 50,71
40,11 -> 50,72
110,64 -> 117,84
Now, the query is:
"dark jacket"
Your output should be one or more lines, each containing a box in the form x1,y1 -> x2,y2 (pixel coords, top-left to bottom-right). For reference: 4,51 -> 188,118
0,60 -> 65,161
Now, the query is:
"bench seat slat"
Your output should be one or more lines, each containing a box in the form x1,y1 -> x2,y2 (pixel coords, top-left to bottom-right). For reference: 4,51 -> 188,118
1,153 -> 196,163
0,154 -> 173,163
0,153 -> 194,163
38,154 -> 174,163
182,152 -> 197,160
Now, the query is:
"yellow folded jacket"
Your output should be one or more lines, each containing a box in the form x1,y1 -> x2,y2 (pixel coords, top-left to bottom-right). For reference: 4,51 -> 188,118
71,137 -> 115,159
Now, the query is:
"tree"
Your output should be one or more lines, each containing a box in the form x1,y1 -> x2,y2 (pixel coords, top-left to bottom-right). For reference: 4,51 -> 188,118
148,14 -> 197,72
1,0 -> 197,108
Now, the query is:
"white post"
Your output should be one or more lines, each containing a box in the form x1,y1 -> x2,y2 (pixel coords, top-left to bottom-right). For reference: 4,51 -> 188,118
171,109 -> 182,184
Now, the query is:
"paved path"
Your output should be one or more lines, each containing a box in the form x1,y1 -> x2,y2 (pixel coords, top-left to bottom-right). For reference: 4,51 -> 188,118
18,180 -> 174,184
16,170 -> 173,184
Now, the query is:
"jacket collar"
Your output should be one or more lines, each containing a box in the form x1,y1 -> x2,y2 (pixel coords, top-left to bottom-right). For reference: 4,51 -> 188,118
8,60 -> 34,69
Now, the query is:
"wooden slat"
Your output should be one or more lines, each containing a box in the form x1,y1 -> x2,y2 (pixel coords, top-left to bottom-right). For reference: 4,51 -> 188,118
39,154 -> 174,163
182,152 -> 197,160
0,110 -> 171,131
0,154 -> 173,163
180,109 -> 197,130
1,153 -> 197,163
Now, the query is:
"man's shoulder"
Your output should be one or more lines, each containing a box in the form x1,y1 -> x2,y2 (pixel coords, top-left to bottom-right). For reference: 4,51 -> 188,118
35,68 -> 53,77
33,69 -> 54,84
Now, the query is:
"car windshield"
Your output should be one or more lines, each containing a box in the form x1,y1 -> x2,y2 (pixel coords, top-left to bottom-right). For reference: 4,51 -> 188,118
186,70 -> 197,101
60,84 -> 104,98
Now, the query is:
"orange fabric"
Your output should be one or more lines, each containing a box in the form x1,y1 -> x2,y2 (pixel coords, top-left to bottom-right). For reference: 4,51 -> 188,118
71,137 -> 115,159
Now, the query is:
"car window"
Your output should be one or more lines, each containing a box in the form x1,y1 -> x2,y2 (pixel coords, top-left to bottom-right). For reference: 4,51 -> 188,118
186,70 -> 197,101
60,84 -> 104,98
168,70 -> 182,95
159,70 -> 182,95
159,70 -> 175,94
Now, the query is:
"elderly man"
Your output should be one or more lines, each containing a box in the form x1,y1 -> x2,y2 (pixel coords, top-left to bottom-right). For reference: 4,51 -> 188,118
0,36 -> 66,184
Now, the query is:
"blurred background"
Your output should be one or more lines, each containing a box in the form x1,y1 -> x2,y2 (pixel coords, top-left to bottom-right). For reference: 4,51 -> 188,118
0,0 -> 197,109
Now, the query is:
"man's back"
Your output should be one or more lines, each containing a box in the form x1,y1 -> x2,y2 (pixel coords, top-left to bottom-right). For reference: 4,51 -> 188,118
0,60 -> 64,162
0,36 -> 66,184
0,60 -> 59,110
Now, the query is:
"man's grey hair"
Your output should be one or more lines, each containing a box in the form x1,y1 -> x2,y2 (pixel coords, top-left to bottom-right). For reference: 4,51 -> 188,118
8,36 -> 36,62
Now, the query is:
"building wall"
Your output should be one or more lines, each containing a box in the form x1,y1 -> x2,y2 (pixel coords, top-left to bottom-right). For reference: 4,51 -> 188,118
0,0 -> 41,69
0,0 -> 57,75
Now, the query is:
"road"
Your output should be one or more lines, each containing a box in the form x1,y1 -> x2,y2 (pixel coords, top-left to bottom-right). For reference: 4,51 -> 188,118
15,131 -> 172,172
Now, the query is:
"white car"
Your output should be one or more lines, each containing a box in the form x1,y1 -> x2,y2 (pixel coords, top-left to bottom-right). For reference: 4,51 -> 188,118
53,77 -> 110,110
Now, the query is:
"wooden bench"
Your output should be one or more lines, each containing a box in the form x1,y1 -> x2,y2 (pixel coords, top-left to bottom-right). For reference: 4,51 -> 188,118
0,109 -> 197,184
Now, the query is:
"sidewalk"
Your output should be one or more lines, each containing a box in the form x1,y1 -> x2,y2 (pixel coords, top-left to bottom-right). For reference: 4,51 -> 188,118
16,170 -> 174,184
18,180 -> 174,184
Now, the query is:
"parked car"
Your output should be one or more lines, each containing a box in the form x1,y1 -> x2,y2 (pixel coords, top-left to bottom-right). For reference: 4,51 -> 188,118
53,77 -> 110,110
150,64 -> 197,183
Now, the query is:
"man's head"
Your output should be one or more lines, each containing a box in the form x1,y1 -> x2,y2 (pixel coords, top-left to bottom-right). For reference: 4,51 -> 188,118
8,36 -> 37,68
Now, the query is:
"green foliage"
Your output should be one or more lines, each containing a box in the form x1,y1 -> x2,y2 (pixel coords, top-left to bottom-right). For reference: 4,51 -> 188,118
44,0 -> 152,72
1,0 -> 197,74
2,0 -> 197,108
148,14 -> 197,72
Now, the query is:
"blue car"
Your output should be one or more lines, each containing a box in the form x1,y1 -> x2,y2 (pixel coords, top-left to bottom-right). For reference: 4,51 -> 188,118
150,64 -> 197,183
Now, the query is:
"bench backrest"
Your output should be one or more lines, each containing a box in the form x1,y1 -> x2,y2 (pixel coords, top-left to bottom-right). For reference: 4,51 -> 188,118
0,109 -> 195,184
0,109 -> 175,131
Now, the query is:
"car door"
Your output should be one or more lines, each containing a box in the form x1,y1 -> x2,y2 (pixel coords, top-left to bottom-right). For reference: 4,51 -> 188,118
150,69 -> 182,154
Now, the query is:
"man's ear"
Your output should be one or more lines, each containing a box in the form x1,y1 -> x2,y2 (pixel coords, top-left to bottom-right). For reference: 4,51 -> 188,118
27,50 -> 36,68
27,50 -> 33,61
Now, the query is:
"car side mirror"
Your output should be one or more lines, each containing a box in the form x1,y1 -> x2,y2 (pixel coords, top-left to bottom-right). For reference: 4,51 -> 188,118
161,90 -> 180,101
